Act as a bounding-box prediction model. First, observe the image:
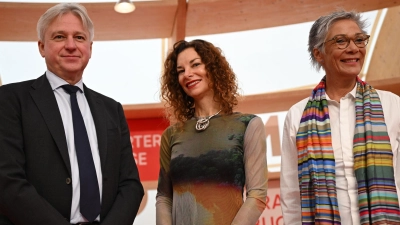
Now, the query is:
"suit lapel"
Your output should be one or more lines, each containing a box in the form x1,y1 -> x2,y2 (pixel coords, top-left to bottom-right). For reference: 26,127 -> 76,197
29,75 -> 71,175
84,86 -> 108,169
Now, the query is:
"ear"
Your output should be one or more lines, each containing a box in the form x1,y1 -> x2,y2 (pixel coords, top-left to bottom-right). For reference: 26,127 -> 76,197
38,40 -> 45,58
89,41 -> 93,59
313,48 -> 324,63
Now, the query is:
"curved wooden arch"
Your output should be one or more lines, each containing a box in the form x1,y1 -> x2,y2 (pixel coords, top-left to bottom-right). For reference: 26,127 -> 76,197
1,0 -> 400,42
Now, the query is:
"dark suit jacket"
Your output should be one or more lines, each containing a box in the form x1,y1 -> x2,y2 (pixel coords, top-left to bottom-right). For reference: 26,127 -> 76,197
0,74 -> 144,225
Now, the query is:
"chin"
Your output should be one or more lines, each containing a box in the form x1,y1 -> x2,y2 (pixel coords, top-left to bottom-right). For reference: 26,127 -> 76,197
340,69 -> 362,77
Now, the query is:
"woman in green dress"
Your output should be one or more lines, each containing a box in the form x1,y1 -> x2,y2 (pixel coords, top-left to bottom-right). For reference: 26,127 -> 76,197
156,39 -> 268,225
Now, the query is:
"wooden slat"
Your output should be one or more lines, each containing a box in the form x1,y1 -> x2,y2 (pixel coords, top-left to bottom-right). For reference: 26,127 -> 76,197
186,0 -> 400,36
123,77 -> 400,119
123,102 -> 165,119
0,0 -> 177,41
168,0 -> 187,49
88,1 -> 177,40
360,9 -> 382,78
2,0 -> 400,41
366,5 -> 400,80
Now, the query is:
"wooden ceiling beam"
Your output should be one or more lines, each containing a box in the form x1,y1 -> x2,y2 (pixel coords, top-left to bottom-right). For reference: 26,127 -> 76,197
185,0 -> 400,36
168,0 -> 187,49
2,0 -> 400,41
0,0 -> 178,41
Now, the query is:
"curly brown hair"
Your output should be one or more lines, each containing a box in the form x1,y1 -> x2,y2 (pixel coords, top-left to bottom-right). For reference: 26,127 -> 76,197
160,39 -> 239,125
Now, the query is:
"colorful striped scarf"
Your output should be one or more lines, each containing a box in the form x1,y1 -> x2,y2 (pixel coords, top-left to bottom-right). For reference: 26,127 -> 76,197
296,76 -> 400,224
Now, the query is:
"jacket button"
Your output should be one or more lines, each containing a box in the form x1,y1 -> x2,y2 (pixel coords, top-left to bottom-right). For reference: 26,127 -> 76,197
66,178 -> 72,184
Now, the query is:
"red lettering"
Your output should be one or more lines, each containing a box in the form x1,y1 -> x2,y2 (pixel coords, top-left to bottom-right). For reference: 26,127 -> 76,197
276,216 -> 283,225
143,135 -> 151,148
272,194 -> 280,209
153,134 -> 161,146
256,217 -> 265,225
131,134 -> 162,149
133,152 -> 148,165
257,216 -> 283,225
131,135 -> 142,148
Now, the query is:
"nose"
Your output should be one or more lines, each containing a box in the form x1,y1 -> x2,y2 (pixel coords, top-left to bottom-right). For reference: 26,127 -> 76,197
184,68 -> 193,77
64,36 -> 77,50
346,39 -> 359,53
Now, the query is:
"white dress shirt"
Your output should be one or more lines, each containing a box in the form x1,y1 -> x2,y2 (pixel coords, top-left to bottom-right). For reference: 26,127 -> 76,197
280,84 -> 400,225
46,71 -> 103,223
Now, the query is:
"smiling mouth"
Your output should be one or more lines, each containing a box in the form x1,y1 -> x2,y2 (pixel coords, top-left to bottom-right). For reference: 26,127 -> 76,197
187,80 -> 200,88
341,59 -> 358,62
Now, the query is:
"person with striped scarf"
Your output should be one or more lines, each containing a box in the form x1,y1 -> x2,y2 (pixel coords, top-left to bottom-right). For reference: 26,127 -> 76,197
280,10 -> 400,225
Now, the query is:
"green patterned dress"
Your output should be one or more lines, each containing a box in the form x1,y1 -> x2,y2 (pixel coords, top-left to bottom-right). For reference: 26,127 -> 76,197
156,113 -> 268,225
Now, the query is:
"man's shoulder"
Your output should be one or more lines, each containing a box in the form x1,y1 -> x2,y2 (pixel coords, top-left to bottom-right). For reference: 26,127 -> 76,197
84,86 -> 120,105
0,78 -> 39,97
0,78 -> 37,89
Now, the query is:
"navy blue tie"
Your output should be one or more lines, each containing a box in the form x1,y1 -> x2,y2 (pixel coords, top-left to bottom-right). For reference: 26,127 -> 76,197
62,85 -> 100,222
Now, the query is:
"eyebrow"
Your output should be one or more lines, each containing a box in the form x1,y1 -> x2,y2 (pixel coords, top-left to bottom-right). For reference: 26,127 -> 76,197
333,32 -> 364,37
177,57 -> 201,69
50,30 -> 87,37
189,57 -> 201,64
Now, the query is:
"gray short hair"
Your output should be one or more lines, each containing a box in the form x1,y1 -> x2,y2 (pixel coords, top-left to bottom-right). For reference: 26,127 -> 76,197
37,3 -> 94,42
308,10 -> 368,71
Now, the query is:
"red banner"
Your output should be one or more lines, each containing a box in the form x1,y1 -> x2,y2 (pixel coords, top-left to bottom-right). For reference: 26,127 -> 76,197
127,118 -> 169,182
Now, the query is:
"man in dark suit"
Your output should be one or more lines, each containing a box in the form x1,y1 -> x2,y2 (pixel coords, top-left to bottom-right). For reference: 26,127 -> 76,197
0,3 -> 144,225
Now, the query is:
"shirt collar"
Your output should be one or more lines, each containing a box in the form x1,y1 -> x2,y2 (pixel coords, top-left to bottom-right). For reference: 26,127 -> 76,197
348,82 -> 357,99
45,70 -> 84,92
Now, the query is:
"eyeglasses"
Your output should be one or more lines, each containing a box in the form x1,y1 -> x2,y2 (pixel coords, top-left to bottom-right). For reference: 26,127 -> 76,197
324,34 -> 370,49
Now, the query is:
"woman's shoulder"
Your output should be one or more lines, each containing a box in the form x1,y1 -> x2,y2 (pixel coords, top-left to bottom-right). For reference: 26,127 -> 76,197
290,97 -> 310,112
231,112 -> 257,117
162,123 -> 179,136
284,97 -> 309,121
230,112 -> 259,121
376,89 -> 400,102
375,89 -> 400,114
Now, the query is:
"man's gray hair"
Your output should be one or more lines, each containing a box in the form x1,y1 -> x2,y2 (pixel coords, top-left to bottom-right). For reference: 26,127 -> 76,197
37,3 -> 94,42
308,10 -> 368,71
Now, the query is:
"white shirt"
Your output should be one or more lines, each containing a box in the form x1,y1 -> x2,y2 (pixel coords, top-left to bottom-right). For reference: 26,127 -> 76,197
280,85 -> 400,225
46,71 -> 103,223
